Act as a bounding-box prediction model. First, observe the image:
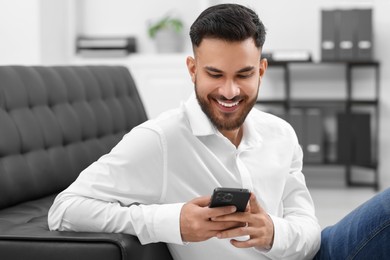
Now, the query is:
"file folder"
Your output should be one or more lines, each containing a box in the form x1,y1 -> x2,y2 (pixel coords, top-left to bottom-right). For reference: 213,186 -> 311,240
338,10 -> 357,61
337,113 -> 350,164
321,8 -> 374,61
352,113 -> 371,166
305,109 -> 323,163
337,113 -> 371,166
356,9 -> 373,61
321,10 -> 339,61
289,109 -> 305,150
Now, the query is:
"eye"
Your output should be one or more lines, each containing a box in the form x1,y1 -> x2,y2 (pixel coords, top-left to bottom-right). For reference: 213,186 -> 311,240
208,73 -> 222,79
237,73 -> 254,79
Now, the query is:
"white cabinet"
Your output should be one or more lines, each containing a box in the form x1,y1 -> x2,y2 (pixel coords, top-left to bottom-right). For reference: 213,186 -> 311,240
128,54 -> 193,118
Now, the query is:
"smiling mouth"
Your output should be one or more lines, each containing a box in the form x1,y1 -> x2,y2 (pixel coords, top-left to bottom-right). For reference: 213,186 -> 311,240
213,98 -> 243,113
217,99 -> 240,108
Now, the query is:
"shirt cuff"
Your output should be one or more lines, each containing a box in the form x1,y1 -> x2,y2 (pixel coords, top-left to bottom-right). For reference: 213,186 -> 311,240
257,214 -> 287,257
145,202 -> 185,245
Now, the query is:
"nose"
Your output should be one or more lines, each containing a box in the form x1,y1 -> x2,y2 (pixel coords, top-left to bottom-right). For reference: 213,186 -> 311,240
219,80 -> 240,100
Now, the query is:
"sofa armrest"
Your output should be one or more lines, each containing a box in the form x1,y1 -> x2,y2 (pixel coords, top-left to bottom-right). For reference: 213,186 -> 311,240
0,195 -> 173,260
0,231 -> 173,260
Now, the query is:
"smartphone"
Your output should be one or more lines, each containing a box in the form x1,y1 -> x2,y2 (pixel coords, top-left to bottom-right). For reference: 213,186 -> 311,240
209,187 -> 251,212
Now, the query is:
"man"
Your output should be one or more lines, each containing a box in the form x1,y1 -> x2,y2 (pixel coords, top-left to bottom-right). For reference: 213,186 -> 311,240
48,4 -> 321,259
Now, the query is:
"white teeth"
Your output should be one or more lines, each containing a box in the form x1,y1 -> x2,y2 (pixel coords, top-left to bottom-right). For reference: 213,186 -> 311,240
217,100 -> 239,108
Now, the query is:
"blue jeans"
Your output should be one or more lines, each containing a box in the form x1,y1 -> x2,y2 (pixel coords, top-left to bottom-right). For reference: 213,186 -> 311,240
314,188 -> 390,260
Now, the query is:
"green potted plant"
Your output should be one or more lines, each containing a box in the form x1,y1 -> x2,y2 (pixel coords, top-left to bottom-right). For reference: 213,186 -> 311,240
148,14 -> 184,53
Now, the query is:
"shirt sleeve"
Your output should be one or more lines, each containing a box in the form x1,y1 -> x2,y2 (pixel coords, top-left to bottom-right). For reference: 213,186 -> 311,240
262,142 -> 321,260
48,125 -> 185,245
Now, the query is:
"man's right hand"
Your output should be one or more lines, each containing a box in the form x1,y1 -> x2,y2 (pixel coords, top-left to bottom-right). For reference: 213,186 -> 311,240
180,196 -> 243,242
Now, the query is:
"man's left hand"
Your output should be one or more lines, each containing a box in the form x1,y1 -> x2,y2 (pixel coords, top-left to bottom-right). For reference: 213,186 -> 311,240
212,192 -> 274,250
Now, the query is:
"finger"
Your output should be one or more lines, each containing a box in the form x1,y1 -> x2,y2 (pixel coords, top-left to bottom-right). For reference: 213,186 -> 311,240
211,211 -> 248,222
206,205 -> 237,218
231,237 -> 272,250
230,238 -> 258,248
208,220 -> 245,232
249,193 -> 263,214
216,226 -> 255,239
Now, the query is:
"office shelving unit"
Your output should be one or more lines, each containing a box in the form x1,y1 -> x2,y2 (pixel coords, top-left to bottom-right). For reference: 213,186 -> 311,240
257,60 -> 380,190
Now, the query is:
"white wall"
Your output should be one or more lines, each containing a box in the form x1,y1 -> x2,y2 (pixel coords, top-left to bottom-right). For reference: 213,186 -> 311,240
40,0 -> 74,64
0,0 -> 75,65
0,0 -> 41,64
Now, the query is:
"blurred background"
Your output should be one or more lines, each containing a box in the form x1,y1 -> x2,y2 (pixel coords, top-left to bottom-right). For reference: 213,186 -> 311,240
1,0 -> 389,228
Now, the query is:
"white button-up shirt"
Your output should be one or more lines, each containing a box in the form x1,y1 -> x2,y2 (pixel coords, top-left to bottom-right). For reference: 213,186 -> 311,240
49,93 -> 321,260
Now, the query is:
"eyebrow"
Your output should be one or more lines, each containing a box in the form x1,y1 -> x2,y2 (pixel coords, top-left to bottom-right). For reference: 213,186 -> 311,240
237,66 -> 255,73
204,66 -> 255,74
204,66 -> 223,73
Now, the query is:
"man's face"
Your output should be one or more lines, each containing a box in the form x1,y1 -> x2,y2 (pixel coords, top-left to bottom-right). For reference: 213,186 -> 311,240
186,38 -> 267,131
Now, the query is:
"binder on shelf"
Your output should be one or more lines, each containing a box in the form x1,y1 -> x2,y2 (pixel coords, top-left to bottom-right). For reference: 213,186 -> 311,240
337,113 -> 371,166
289,109 -> 305,149
304,109 -> 323,163
337,113 -> 349,164
356,9 -> 373,61
338,9 -> 356,61
320,8 -> 374,61
322,114 -> 337,163
321,10 -> 339,61
353,113 -> 372,166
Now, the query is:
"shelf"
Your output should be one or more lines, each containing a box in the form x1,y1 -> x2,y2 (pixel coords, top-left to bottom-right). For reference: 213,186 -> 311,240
257,99 -> 378,107
290,99 -> 346,108
304,162 -> 378,169
350,100 -> 379,106
256,99 -> 287,105
268,60 -> 379,67
261,60 -> 380,190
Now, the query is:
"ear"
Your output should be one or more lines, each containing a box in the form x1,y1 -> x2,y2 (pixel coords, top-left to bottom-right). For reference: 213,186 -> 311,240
259,58 -> 268,79
186,56 -> 196,83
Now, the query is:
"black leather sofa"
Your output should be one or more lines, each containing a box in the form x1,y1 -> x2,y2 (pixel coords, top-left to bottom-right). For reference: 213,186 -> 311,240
0,66 -> 173,260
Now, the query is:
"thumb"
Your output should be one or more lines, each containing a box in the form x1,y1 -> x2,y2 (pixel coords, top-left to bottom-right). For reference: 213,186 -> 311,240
190,196 -> 212,207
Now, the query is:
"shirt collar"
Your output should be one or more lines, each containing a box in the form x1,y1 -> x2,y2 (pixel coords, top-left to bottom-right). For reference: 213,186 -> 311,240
184,92 -> 263,147
240,110 -> 263,149
184,92 -> 217,136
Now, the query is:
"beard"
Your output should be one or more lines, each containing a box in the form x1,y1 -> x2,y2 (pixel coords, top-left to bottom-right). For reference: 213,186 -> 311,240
195,81 -> 259,131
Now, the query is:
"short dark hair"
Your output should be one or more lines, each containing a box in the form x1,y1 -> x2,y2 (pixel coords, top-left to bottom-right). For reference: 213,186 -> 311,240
189,4 -> 266,49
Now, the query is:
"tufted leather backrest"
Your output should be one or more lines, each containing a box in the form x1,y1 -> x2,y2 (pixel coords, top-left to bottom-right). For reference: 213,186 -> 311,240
0,66 -> 147,209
